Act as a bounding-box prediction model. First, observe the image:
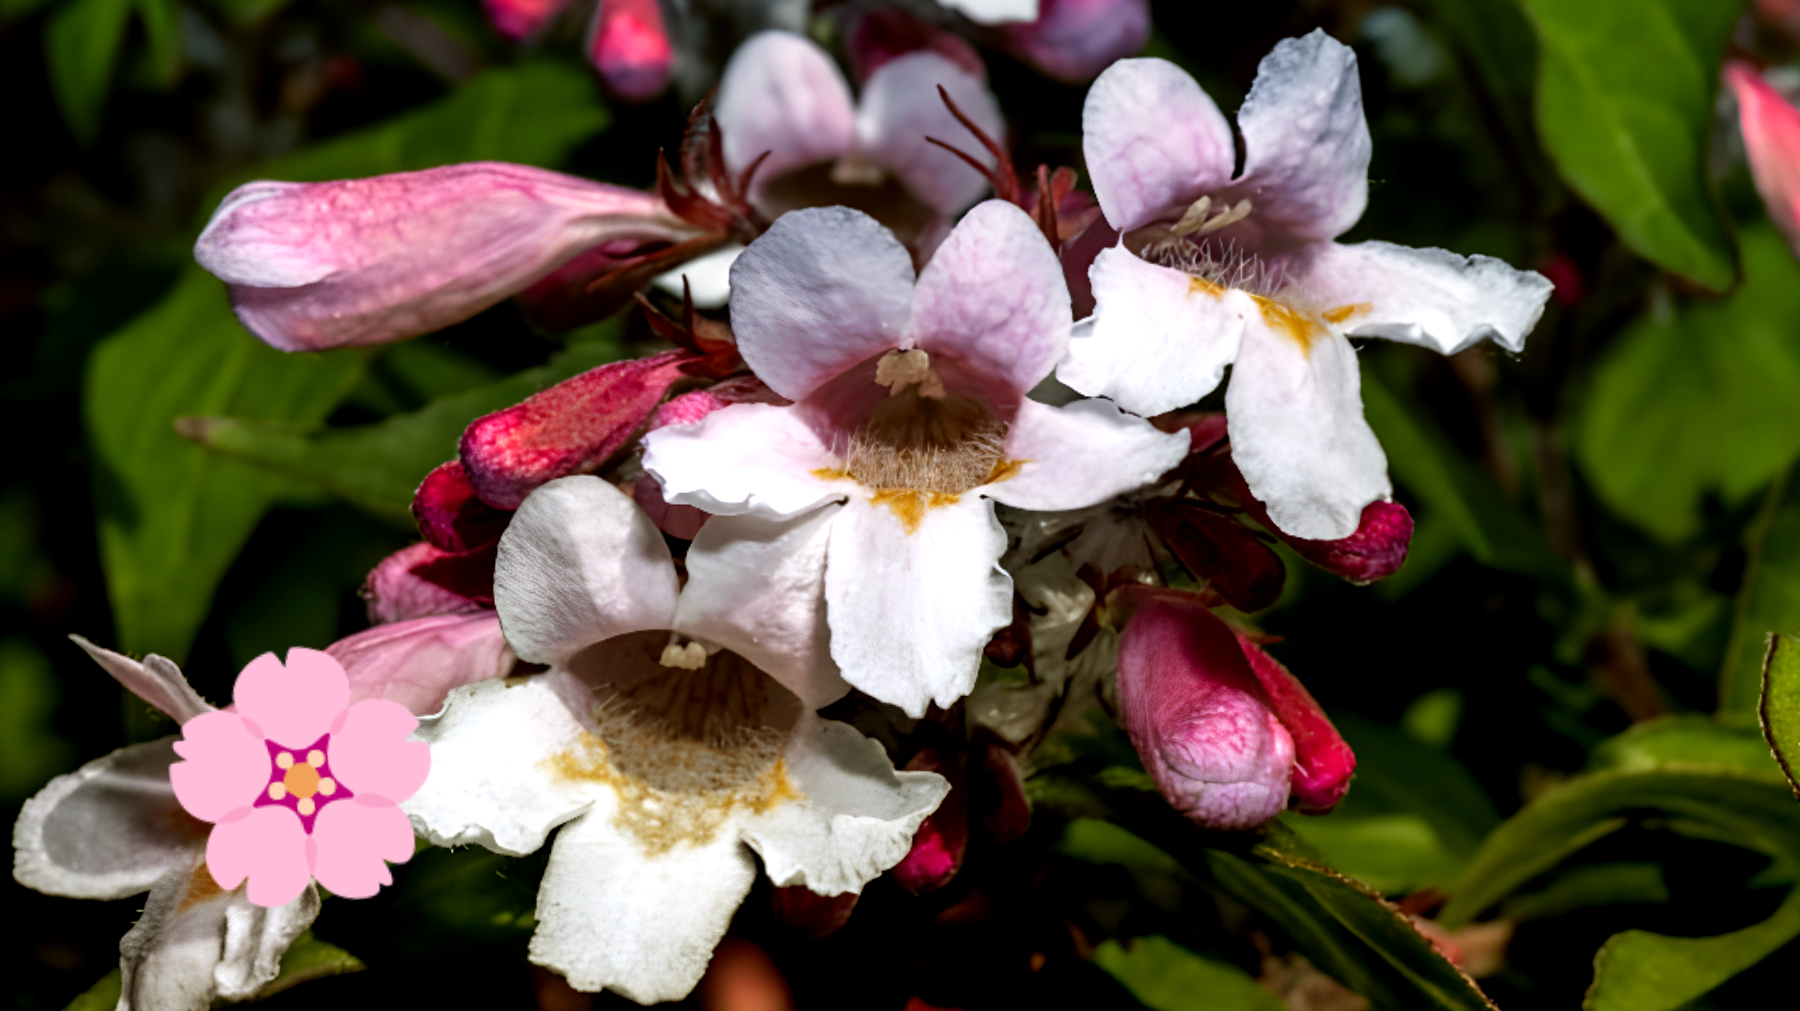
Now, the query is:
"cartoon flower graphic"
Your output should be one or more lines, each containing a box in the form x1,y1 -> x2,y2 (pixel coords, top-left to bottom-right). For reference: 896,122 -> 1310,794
169,650 -> 427,907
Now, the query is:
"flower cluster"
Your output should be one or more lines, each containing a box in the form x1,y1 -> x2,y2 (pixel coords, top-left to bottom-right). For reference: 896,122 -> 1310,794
18,13 -> 1550,1009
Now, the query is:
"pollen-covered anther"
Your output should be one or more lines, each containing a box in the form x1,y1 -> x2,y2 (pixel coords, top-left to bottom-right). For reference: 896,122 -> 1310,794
659,640 -> 710,670
874,349 -> 946,399
1170,195 -> 1253,238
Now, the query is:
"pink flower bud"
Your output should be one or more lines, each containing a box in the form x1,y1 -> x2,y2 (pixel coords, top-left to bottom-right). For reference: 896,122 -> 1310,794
588,0 -> 674,102
363,541 -> 494,624
892,745 -> 967,892
1726,61 -> 1800,258
412,460 -> 511,552
1117,594 -> 1294,829
484,0 -> 569,40
1233,634 -> 1355,813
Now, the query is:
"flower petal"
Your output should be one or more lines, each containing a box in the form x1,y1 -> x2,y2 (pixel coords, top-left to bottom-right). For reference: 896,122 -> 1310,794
364,540 -> 496,624
1727,61 -> 1800,257
825,496 -> 1009,717
941,0 -> 1038,24
13,738 -> 209,900
742,713 -> 950,896
1082,58 -> 1234,233
169,712 -> 271,822
854,51 -> 1004,215
310,798 -> 416,898
327,699 -> 429,802
717,32 -> 857,199
675,510 -> 850,710
641,403 -> 844,520
402,672 -> 596,856
1292,240 -> 1554,355
1058,247 -> 1249,415
195,163 -> 691,351
1228,30 -> 1370,243
1226,324 -> 1389,541
119,862 -> 318,1009
728,206 -> 915,402
206,806 -> 313,908
908,200 -> 1072,393
232,649 -> 351,750
329,612 -> 514,716
69,634 -> 211,725
1001,0 -> 1150,84
493,476 -> 678,666
461,350 -> 698,510
1116,594 -> 1293,830
988,398 -> 1187,511
529,809 -> 757,1003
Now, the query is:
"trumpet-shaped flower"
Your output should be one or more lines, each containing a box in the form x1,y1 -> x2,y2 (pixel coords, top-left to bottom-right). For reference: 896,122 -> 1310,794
641,202 -> 1188,716
1058,32 -> 1552,539
403,476 -> 948,1002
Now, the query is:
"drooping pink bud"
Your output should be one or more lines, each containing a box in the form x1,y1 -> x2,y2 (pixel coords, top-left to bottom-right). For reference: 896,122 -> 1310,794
364,541 -> 495,624
1116,594 -> 1294,830
892,745 -> 967,893
328,612 -> 514,716
483,0 -> 570,40
770,885 -> 859,939
848,8 -> 987,85
1000,0 -> 1150,84
1226,468 -> 1412,584
459,349 -> 698,510
587,0 -> 675,102
1726,61 -> 1800,258
413,460 -> 512,552
194,163 -> 697,351
1233,634 -> 1355,814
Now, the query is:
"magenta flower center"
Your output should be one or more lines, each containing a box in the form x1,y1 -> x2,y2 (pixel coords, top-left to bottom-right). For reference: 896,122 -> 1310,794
254,734 -> 353,834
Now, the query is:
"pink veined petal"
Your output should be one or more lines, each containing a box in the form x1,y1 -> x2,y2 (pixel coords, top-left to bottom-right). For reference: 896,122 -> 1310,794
641,403 -> 846,521
69,635 -> 212,725
412,460 -> 511,552
1057,247 -> 1251,416
728,207 -> 916,402
1116,594 -> 1294,830
1226,320 -> 1389,541
1082,58 -> 1234,233
824,495 -> 1010,718
493,476 -> 679,665
986,398 -> 1187,512
1287,240 -> 1553,356
854,51 -> 1004,215
1728,61 -> 1800,257
1235,634 -> 1355,813
1001,0 -> 1150,84
363,541 -> 495,625
310,799 -> 417,899
716,31 -> 858,206
206,806 -> 313,908
586,0 -> 673,102
907,200 -> 1072,394
484,0 -> 569,40
330,612 -> 513,717
194,163 -> 693,352
169,712 -> 269,823
326,699 -> 430,802
848,9 -> 986,85
459,349 -> 697,510
1226,30 -> 1371,244
233,650 -> 352,750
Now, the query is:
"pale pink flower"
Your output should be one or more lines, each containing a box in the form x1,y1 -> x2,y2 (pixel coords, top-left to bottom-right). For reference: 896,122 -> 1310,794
999,0 -> 1150,83
641,202 -> 1188,716
1726,61 -> 1800,258
1058,32 -> 1553,540
170,650 -> 427,907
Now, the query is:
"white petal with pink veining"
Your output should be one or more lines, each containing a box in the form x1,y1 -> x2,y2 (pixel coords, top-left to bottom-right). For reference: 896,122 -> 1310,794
641,403 -> 845,520
854,51 -> 1004,215
1083,58 -> 1235,233
716,32 -> 857,206
988,398 -> 1187,512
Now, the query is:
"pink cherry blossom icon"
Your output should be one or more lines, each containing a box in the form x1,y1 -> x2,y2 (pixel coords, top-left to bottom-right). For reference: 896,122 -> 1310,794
169,648 -> 428,907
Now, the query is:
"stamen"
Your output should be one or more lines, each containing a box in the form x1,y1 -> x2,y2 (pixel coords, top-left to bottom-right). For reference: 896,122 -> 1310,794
659,640 -> 709,670
1196,198 -> 1253,236
1169,195 -> 1254,238
875,349 -> 940,398
1171,195 -> 1212,235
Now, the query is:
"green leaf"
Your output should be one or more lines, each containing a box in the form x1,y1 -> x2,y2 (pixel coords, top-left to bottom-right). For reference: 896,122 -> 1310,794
1761,633 -> 1800,800
179,341 -> 628,521
1361,369 -> 1566,581
1584,884 -> 1800,1011
1094,935 -> 1284,1011
1587,715 -> 1784,782
89,63 -> 609,662
253,931 -> 364,999
1517,0 -> 1740,290
1576,227 -> 1800,545
44,0 -> 135,143
60,970 -> 120,1011
1441,767 -> 1800,928
1724,466 -> 1800,715
135,0 -> 179,85
88,269 -> 367,661
1502,863 -> 1669,921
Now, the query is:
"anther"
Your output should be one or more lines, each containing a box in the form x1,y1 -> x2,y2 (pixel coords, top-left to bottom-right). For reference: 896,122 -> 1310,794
297,797 -> 315,817
275,752 -> 294,770
268,783 -> 286,801
307,750 -> 325,767
1196,198 -> 1253,236
659,641 -> 709,670
319,778 -> 337,795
